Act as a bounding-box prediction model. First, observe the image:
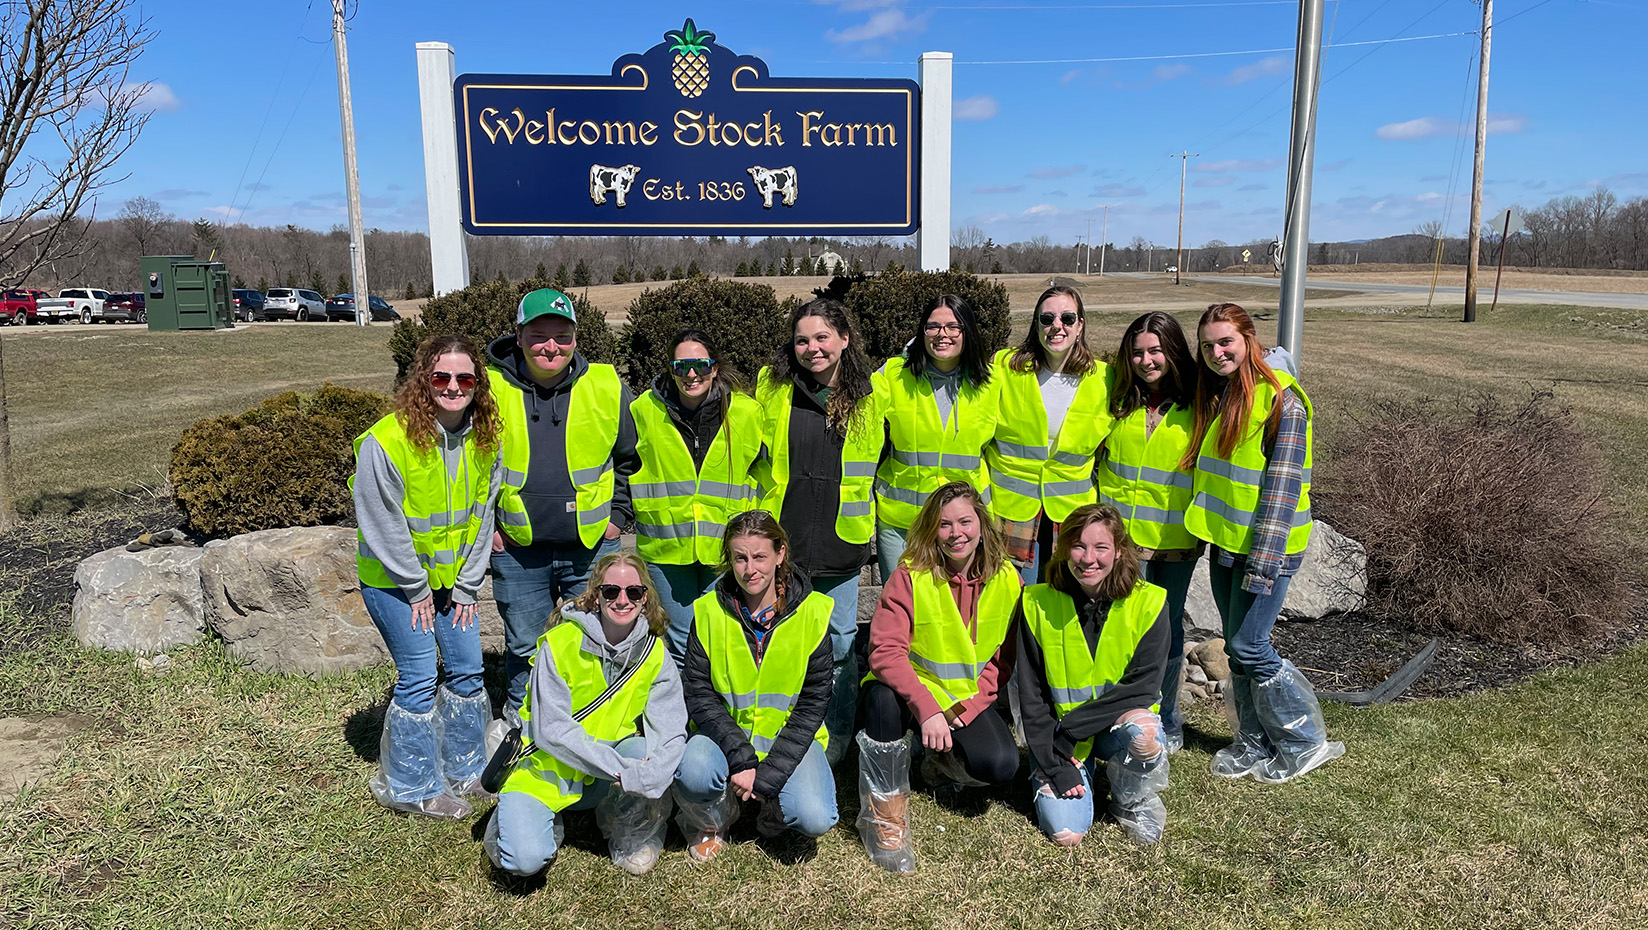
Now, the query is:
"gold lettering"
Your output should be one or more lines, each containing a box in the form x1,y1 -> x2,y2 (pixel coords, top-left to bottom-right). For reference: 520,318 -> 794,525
845,123 -> 861,145
797,110 -> 824,146
603,121 -> 639,145
674,109 -> 705,146
820,122 -> 842,147
491,107 -> 525,144
866,123 -> 896,146
763,111 -> 783,146
478,107 -> 501,143
744,121 -> 762,147
524,119 -> 544,145
545,109 -> 556,144
720,120 -> 744,146
643,178 -> 661,200
704,112 -> 723,146
578,121 -> 600,144
556,115 -> 577,145
639,121 -> 659,145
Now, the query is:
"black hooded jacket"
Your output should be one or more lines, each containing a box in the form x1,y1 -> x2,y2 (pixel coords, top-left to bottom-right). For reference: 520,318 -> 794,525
681,569 -> 833,799
774,372 -> 871,578
648,373 -> 726,472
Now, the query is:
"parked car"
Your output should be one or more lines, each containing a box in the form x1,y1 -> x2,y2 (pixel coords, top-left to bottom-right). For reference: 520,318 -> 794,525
26,288 -> 74,323
101,293 -> 147,324
265,287 -> 327,321
324,293 -> 401,322
0,288 -> 47,325
36,288 -> 113,324
232,289 -> 270,322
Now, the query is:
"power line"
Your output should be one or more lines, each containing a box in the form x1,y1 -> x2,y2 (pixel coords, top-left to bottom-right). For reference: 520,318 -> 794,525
946,30 -> 1474,64
225,2 -> 321,225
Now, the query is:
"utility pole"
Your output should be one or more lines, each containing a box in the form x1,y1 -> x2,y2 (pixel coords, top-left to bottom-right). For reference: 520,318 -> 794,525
1278,0 -> 1324,363
1098,205 -> 1109,276
1463,0 -> 1493,324
1171,151 -> 1197,286
1085,218 -> 1093,274
332,0 -> 370,326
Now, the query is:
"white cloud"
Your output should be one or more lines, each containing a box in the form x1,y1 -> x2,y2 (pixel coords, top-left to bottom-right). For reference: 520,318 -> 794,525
1375,117 -> 1452,141
131,81 -> 180,113
1487,113 -> 1526,134
1059,69 -> 1081,85
1152,63 -> 1192,83
1023,204 -> 1060,217
1195,176 -> 1235,188
955,95 -> 999,121
1224,55 -> 1289,86
826,7 -> 926,43
1416,191 -> 1443,202
1095,183 -> 1145,198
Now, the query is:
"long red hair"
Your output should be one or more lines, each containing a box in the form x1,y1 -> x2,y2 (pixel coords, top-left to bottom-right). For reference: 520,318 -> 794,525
1181,303 -> 1283,469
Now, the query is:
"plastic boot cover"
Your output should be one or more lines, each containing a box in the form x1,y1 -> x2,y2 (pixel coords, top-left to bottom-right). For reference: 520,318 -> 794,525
856,731 -> 916,873
1250,660 -> 1346,784
434,687 -> 493,797
1210,672 -> 1275,780
484,717 -> 510,761
598,789 -> 671,876
370,702 -> 471,818
673,783 -> 741,837
484,800 -> 564,872
1105,749 -> 1170,845
1159,654 -> 1186,753
824,657 -> 860,768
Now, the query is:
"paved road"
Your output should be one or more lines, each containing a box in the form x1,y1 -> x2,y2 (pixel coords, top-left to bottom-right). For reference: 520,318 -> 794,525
1181,274 -> 1648,311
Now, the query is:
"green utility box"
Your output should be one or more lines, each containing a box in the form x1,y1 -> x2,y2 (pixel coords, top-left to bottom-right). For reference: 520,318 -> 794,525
141,255 -> 233,331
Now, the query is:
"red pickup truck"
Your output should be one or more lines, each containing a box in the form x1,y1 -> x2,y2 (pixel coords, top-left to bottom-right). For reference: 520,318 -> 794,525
0,288 -> 51,325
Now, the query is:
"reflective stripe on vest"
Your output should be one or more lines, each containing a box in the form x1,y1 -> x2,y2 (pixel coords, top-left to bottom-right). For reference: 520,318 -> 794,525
873,357 -> 999,530
1095,401 -> 1200,551
986,348 -> 1114,523
629,390 -> 763,565
1021,581 -> 1166,762
754,369 -> 884,544
894,565 -> 1021,708
692,589 -> 832,759
1183,373 -> 1314,555
489,362 -> 623,548
499,621 -> 664,812
351,412 -> 493,591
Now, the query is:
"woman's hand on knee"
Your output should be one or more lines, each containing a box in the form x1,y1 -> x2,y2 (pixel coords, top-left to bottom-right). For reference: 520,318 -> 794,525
919,713 -> 953,753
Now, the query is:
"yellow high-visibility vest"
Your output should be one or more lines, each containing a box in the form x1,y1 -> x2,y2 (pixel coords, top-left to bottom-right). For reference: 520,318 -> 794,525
1183,372 -> 1314,555
869,564 -> 1021,709
1096,401 -> 1199,551
873,357 -> 999,529
987,348 -> 1114,522
489,363 -> 622,549
629,389 -> 763,564
691,588 -> 832,757
753,369 -> 885,544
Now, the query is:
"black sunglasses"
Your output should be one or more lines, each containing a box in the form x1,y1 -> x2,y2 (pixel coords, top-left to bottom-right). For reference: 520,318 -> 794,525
670,358 -> 715,377
1038,311 -> 1079,327
598,584 -> 648,602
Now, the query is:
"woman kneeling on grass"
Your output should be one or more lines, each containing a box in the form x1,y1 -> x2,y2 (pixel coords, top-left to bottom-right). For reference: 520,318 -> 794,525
1186,303 -> 1343,784
353,334 -> 502,820
1016,503 -> 1172,846
858,480 -> 1022,873
486,552 -> 686,876
672,511 -> 839,862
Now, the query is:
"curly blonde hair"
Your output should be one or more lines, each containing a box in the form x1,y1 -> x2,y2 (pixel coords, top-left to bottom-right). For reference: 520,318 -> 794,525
394,335 -> 501,455
555,552 -> 669,637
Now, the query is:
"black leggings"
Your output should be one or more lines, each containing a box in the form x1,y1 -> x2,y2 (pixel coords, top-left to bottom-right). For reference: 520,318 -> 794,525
860,680 -> 1019,784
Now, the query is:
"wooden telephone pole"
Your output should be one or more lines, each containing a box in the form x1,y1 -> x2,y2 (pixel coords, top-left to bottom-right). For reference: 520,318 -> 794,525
1464,0 -> 1493,323
332,0 -> 371,325
1172,151 -> 1197,286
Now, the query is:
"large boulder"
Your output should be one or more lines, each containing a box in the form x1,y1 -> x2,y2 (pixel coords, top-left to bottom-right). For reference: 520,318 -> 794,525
72,546 -> 206,654
200,526 -> 389,675
1281,521 -> 1368,619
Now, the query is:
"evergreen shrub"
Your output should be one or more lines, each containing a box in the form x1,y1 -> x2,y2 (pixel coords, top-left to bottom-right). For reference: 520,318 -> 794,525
836,267 -> 1012,364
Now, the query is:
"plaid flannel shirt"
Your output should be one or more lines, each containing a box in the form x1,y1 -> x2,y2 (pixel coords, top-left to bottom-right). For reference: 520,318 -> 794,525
1214,387 -> 1308,594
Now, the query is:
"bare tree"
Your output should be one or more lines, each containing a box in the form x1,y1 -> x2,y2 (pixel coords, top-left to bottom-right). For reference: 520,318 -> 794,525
116,194 -> 166,255
0,0 -> 156,530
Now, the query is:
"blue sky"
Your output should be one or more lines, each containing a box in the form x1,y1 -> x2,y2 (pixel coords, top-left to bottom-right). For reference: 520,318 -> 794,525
111,0 -> 1647,249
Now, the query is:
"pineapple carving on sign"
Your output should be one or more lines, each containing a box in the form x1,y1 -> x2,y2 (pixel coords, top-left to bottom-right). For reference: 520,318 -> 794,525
667,19 -> 713,98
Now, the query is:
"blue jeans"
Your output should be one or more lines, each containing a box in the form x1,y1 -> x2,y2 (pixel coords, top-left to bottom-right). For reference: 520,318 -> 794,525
1030,726 -> 1132,840
492,536 -> 621,716
647,561 -> 719,669
874,522 -> 908,585
1143,559 -> 1198,737
673,734 -> 839,837
814,572 -> 861,766
1209,558 -> 1292,681
812,572 -> 861,664
490,735 -> 646,875
360,584 -> 484,714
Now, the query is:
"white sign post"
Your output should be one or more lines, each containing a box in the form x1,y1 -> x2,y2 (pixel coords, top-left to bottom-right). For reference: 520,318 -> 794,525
418,42 -> 470,297
916,51 -> 952,272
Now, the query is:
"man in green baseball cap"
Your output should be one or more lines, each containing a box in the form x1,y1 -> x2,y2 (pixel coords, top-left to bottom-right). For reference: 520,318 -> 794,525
485,288 -> 640,721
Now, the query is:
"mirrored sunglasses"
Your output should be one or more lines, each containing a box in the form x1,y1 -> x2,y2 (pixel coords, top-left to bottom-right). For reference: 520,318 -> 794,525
671,358 -> 715,377
429,371 -> 478,390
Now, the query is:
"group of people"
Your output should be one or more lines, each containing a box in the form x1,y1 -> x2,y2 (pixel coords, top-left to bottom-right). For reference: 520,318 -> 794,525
350,284 -> 1345,877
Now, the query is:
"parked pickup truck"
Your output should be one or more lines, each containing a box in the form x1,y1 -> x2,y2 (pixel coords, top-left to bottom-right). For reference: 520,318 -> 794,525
0,288 -> 52,325
36,288 -> 114,324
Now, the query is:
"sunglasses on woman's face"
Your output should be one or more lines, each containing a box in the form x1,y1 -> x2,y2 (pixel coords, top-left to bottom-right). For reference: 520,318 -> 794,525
1038,311 -> 1079,328
671,358 -> 715,377
599,584 -> 648,602
429,371 -> 478,390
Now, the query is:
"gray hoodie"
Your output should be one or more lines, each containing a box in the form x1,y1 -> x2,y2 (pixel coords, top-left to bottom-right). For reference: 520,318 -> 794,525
354,413 -> 502,605
526,606 -> 687,799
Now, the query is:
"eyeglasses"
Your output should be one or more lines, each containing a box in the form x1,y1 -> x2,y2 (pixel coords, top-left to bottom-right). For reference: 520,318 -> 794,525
429,371 -> 478,391
923,322 -> 962,336
1038,311 -> 1079,328
670,358 -> 715,377
598,584 -> 648,602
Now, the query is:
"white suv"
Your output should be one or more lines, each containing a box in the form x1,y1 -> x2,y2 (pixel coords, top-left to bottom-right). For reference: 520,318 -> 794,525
265,288 -> 327,322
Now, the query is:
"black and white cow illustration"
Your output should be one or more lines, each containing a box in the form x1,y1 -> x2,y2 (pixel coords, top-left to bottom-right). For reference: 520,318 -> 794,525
589,164 -> 641,208
746,165 -> 798,209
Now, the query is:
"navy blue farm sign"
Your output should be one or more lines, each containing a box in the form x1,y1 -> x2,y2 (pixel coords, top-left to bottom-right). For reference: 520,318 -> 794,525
455,20 -> 920,237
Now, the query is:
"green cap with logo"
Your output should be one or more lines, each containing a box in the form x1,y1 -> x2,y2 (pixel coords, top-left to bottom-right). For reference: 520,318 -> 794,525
517,288 -> 577,326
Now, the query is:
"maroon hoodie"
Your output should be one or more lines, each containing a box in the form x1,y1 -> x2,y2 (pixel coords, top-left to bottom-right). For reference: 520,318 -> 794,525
867,563 -> 1017,727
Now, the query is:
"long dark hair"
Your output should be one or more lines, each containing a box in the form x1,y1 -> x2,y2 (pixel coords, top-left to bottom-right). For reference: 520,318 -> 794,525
669,328 -> 749,469
1046,503 -> 1142,603
1182,303 -> 1283,470
1110,311 -> 1197,419
1010,286 -> 1096,376
719,510 -> 795,605
903,294 -> 993,389
766,298 -> 875,439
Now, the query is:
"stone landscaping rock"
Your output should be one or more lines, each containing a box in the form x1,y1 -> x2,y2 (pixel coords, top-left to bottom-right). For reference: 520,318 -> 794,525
1182,557 -> 1221,635
200,526 -> 389,676
72,546 -> 206,655
1185,662 -> 1209,685
475,575 -> 505,654
1189,638 -> 1231,682
1281,521 -> 1369,619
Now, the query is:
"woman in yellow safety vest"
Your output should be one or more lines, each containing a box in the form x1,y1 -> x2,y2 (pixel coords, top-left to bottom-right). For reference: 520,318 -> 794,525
352,334 -> 502,820
486,551 -> 687,876
1184,302 -> 1343,784
755,297 -> 885,762
1097,311 -> 1203,754
873,294 -> 1000,583
987,285 -> 1114,584
1015,503 -> 1172,846
630,329 -> 763,667
671,510 -> 839,862
859,481 -> 1021,873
